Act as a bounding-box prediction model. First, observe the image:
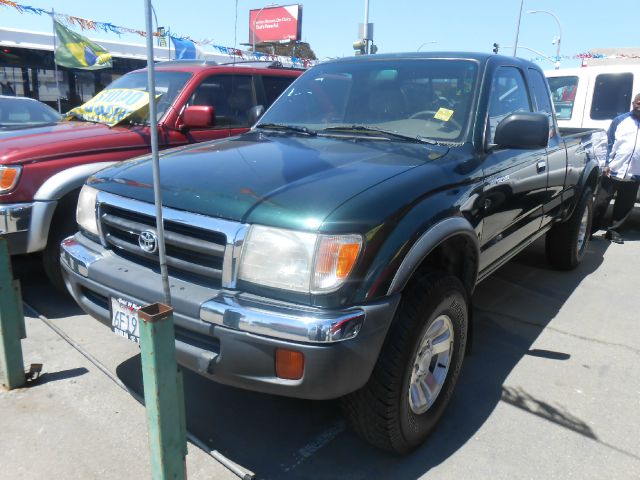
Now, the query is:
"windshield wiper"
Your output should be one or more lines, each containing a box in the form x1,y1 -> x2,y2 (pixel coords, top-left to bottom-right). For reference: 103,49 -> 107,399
256,123 -> 317,136
321,125 -> 436,144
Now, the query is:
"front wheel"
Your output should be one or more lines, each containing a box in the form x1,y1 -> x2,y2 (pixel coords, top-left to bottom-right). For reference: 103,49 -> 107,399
341,273 -> 468,454
546,186 -> 593,270
42,193 -> 79,293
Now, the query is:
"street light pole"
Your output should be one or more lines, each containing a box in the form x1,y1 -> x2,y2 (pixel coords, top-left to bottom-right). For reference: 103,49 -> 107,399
502,44 -> 557,66
513,0 -> 524,56
252,3 -> 276,54
417,41 -> 437,51
363,0 -> 370,54
528,9 -> 562,69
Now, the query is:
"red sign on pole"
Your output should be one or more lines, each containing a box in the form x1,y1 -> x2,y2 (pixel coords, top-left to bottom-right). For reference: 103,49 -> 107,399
249,4 -> 302,44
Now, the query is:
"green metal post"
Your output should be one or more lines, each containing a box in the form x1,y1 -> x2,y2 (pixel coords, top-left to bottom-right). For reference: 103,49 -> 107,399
0,236 -> 26,390
138,302 -> 187,480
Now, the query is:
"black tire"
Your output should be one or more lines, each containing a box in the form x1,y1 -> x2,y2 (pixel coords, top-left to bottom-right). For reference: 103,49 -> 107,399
42,194 -> 79,293
546,186 -> 593,270
341,272 -> 468,454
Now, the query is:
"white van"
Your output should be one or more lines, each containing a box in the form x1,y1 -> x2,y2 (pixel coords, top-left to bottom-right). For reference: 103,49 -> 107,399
545,65 -> 640,131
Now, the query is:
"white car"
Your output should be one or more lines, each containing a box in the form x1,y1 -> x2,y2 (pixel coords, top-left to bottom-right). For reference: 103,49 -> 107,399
0,95 -> 62,130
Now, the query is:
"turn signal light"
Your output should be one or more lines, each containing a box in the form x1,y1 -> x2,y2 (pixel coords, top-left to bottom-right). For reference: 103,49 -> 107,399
275,348 -> 304,380
336,243 -> 360,278
0,166 -> 21,193
313,234 -> 362,292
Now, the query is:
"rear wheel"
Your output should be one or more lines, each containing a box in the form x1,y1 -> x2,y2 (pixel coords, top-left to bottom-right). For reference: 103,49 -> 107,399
341,272 -> 468,454
546,186 -> 593,270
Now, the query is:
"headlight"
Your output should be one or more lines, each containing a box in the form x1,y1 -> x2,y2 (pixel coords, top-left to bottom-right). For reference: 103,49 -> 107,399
0,166 -> 22,193
76,185 -> 99,236
238,225 -> 362,293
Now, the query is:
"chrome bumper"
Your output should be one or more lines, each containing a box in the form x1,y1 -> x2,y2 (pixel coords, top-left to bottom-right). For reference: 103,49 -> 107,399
61,236 -> 365,344
0,200 -> 58,254
200,295 -> 364,343
60,236 -> 106,276
0,202 -> 32,235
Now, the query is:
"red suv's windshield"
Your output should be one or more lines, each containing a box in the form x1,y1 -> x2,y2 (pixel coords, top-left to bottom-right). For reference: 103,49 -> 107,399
97,71 -> 192,123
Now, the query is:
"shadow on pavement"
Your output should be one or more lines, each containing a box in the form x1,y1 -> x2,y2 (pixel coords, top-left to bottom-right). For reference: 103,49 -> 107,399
112,234 -> 616,480
32,367 -> 90,386
12,254 -> 84,319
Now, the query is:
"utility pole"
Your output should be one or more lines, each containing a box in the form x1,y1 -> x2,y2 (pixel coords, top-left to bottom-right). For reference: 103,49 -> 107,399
513,0 -> 524,56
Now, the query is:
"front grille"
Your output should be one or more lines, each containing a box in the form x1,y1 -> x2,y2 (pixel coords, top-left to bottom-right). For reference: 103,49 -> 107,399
99,204 -> 228,287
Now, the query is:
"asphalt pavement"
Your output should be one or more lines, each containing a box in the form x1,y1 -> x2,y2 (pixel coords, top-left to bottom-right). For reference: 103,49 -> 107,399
1,210 -> 639,480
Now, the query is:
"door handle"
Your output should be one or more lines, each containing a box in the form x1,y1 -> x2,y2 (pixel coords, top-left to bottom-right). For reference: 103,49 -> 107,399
536,160 -> 547,173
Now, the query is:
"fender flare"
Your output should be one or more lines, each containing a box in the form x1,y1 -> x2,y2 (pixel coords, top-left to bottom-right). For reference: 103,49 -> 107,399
27,162 -> 116,253
387,216 -> 480,296
33,161 -> 117,201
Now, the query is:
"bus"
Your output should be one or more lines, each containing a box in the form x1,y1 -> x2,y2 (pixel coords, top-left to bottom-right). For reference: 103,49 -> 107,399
0,26 -> 171,112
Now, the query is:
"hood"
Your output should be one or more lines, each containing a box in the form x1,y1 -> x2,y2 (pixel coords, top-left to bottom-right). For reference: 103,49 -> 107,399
0,120 -> 149,165
91,131 -> 449,231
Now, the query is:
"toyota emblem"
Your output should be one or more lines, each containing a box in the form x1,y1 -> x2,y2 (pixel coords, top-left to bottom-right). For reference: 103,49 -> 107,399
138,230 -> 158,254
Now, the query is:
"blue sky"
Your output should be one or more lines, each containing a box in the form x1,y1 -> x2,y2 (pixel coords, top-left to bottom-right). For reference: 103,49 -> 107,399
1,0 -> 638,70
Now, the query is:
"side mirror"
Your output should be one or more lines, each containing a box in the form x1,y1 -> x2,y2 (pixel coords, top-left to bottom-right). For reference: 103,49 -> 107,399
493,112 -> 549,149
247,105 -> 265,126
182,105 -> 215,129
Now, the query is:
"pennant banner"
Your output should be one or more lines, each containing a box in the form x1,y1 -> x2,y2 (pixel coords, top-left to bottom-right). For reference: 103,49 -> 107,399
170,36 -> 197,60
1,1 -> 316,67
54,20 -> 112,69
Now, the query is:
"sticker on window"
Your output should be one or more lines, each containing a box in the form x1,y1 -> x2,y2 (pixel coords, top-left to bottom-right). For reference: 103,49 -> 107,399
434,108 -> 454,121
66,88 -> 160,127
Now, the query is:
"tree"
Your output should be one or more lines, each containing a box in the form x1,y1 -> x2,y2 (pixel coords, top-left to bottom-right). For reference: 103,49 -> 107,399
254,41 -> 317,60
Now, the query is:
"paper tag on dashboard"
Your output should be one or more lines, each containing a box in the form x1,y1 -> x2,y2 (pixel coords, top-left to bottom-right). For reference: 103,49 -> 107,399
434,108 -> 454,121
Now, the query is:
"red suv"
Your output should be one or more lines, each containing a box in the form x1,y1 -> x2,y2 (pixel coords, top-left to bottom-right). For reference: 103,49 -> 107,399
0,60 -> 303,288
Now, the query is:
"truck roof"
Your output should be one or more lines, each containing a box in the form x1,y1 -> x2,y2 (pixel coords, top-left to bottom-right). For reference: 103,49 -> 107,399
128,59 -> 305,75
327,52 -> 541,69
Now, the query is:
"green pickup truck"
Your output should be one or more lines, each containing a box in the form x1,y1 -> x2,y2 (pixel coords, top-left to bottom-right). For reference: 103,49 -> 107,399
61,52 -> 605,453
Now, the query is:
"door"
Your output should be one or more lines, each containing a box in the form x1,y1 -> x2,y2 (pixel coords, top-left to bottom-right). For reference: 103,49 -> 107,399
529,67 -> 567,226
479,66 -> 549,271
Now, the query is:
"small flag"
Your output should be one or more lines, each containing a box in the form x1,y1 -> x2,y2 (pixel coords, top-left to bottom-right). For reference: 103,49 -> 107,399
54,20 -> 112,70
170,36 -> 197,60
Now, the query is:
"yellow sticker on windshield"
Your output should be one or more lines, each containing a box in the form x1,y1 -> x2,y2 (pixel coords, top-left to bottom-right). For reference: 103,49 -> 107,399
66,88 -> 159,127
434,108 -> 454,121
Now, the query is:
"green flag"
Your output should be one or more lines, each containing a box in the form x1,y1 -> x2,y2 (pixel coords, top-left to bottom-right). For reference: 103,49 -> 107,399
54,20 -> 112,70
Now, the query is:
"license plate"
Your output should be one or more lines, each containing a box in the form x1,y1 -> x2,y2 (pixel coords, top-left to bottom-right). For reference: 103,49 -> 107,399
111,297 -> 141,344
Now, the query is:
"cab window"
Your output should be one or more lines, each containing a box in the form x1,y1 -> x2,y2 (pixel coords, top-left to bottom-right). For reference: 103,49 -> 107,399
528,68 -> 556,138
189,75 -> 254,128
488,67 -> 531,143
262,76 -> 296,106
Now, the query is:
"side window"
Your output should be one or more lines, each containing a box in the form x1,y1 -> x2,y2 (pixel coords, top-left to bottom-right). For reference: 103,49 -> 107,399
590,73 -> 633,121
488,67 -> 531,143
547,75 -> 579,120
189,75 -> 254,128
528,68 -> 556,138
262,76 -> 296,107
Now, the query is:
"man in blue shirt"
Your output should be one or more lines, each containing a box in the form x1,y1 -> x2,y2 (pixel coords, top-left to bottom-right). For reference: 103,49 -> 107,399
592,93 -> 640,244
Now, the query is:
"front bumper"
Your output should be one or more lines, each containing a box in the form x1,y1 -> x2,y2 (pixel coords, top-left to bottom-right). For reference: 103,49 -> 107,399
0,203 -> 32,254
0,200 -> 57,254
61,234 -> 400,399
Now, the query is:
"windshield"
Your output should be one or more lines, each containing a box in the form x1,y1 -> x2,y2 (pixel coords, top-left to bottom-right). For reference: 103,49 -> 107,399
102,71 -> 192,122
260,59 -> 478,142
0,98 -> 61,128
